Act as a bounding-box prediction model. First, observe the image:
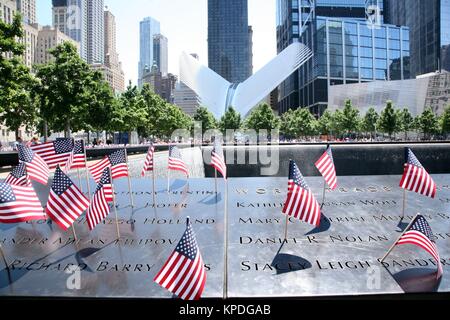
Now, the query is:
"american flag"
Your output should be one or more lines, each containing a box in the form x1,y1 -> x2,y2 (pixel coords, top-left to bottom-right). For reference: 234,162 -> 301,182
168,146 -> 189,177
399,148 -> 436,198
5,163 -> 31,187
211,142 -> 227,180
17,144 -> 50,185
65,140 -> 86,172
396,215 -> 443,278
89,149 -> 129,183
315,145 -> 338,190
282,160 -> 321,227
154,218 -> 206,300
30,138 -> 74,170
141,144 -> 155,176
0,182 -> 45,223
46,166 -> 90,231
86,168 -> 113,230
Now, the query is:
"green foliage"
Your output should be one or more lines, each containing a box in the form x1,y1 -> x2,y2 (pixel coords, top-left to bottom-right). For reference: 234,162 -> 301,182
193,106 -> 217,134
244,103 -> 280,133
35,42 -> 102,136
318,110 -> 333,136
417,107 -> 439,139
219,106 -> 242,133
377,101 -> 398,138
331,109 -> 345,138
0,14 -> 37,138
341,100 -> 360,134
397,108 -> 414,139
440,106 -> 450,135
362,107 -> 379,135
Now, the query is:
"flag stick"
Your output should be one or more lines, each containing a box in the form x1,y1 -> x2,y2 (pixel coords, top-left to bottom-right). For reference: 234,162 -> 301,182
124,148 -> 134,208
321,180 -> 327,209
401,189 -> 407,219
284,215 -> 289,240
110,170 -> 121,240
167,169 -> 170,193
71,224 -> 78,242
77,168 -> 83,193
215,169 -> 218,196
84,146 -> 91,201
152,170 -> 156,204
380,213 -> 419,263
223,179 -> 229,299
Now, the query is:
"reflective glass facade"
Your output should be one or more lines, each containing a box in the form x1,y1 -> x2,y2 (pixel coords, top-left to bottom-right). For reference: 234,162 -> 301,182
208,0 -> 251,83
384,0 -> 450,76
296,17 -> 409,116
138,17 -> 160,88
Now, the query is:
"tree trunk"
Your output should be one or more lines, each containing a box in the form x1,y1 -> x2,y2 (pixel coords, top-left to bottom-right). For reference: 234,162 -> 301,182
87,131 -> 90,144
44,121 -> 48,143
65,120 -> 71,138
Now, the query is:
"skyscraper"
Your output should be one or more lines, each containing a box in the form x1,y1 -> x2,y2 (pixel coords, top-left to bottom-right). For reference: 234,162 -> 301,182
384,0 -> 450,76
16,0 -> 36,24
208,0 -> 252,83
86,0 -> 104,64
153,33 -> 168,76
276,0 -> 409,115
51,0 -> 104,64
0,0 -> 16,24
138,16 -> 160,87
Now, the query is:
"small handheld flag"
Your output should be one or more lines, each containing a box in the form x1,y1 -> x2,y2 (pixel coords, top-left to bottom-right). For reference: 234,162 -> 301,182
381,214 -> 443,278
89,149 -> 129,183
168,146 -> 189,177
46,166 -> 90,231
65,140 -> 86,172
0,182 -> 45,223
17,144 -> 50,185
282,160 -> 321,227
211,141 -> 227,180
86,168 -> 113,230
399,148 -> 436,198
315,145 -> 337,190
5,163 -> 31,187
141,143 -> 155,176
154,217 -> 206,300
30,138 -> 74,170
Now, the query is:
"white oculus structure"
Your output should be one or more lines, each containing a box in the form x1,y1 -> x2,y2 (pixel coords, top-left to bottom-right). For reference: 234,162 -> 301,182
179,42 -> 313,118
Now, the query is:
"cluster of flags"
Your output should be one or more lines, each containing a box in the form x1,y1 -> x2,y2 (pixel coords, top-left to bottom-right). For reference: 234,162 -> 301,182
0,139 -> 444,299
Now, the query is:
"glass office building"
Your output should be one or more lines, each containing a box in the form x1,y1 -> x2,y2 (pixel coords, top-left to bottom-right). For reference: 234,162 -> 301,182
208,0 -> 252,83
298,17 -> 410,115
138,17 -> 160,88
384,0 -> 450,77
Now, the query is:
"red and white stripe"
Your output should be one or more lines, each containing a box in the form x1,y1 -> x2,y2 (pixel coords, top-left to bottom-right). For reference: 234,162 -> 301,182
169,158 -> 189,177
86,187 -> 110,230
0,185 -> 45,223
5,174 -> 31,187
31,142 -> 71,170
46,185 -> 90,231
315,151 -> 337,190
211,151 -> 227,180
399,164 -> 436,198
111,163 -> 129,180
397,230 -> 443,277
141,146 -> 155,176
154,250 -> 206,300
283,180 -> 321,227
89,157 -> 111,183
25,154 -> 50,185
65,152 -> 86,172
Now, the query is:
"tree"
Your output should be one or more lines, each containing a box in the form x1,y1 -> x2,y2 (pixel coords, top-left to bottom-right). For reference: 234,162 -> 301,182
0,14 -> 37,139
244,103 -> 280,133
295,108 -> 318,138
417,107 -> 439,140
140,83 -> 166,138
193,106 -> 217,134
397,108 -> 414,140
35,42 -> 97,137
219,106 -> 242,134
331,109 -> 345,138
160,104 -> 192,139
341,100 -> 360,135
377,101 -> 398,140
117,82 -> 148,143
362,108 -> 379,140
280,109 -> 296,139
440,106 -> 450,137
318,110 -> 334,139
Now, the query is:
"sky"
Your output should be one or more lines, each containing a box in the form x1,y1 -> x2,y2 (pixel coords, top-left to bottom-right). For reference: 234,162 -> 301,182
36,0 -> 277,85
